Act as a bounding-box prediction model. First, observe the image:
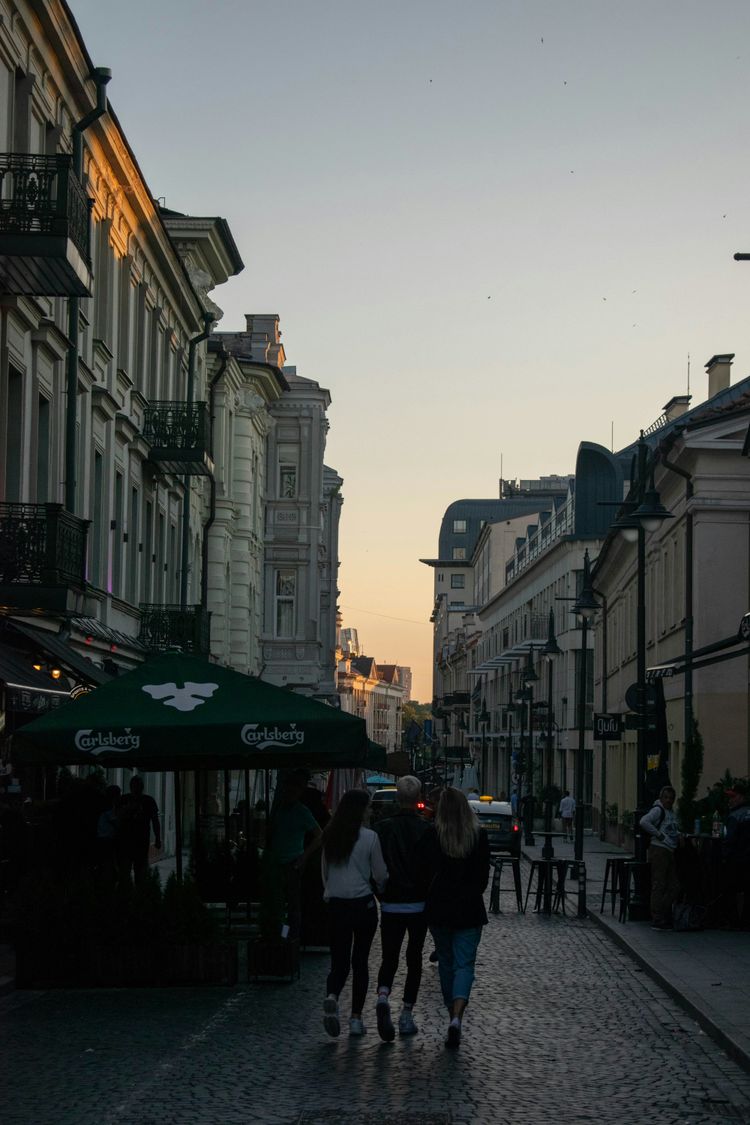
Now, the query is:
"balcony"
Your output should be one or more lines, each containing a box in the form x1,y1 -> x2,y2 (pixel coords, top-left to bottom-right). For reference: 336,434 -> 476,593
143,401 -> 214,476
0,503 -> 89,613
139,604 -> 211,655
0,154 -> 92,296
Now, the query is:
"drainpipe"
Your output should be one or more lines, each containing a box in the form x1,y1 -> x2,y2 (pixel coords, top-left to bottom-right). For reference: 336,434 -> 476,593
658,444 -> 694,757
180,311 -> 214,607
200,346 -> 229,607
65,68 -> 111,514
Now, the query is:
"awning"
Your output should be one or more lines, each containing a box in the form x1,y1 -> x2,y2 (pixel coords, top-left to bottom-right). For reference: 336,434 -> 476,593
12,650 -> 371,769
0,643 -> 71,713
6,621 -> 112,686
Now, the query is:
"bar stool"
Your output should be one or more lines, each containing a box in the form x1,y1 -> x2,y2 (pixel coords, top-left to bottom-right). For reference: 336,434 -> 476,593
489,855 -> 524,913
600,855 -> 632,915
619,860 -> 650,922
524,859 -> 562,913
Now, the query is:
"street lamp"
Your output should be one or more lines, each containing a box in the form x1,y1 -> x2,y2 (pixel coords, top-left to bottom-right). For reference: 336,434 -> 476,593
520,646 -> 538,845
571,549 -> 600,874
541,609 -> 562,835
617,435 -> 674,920
478,700 -> 490,791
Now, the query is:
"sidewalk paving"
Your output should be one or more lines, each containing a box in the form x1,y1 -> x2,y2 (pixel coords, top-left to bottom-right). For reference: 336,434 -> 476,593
520,831 -> 750,1074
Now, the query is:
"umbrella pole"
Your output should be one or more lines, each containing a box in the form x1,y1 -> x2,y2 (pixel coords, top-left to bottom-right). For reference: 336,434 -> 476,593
174,770 -> 183,881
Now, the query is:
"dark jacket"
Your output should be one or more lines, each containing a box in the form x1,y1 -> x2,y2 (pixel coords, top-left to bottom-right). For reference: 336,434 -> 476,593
424,827 -> 491,930
723,803 -> 750,862
375,809 -> 435,904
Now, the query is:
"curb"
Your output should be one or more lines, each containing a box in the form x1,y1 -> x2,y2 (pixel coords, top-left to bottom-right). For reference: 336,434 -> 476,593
587,908 -> 750,1078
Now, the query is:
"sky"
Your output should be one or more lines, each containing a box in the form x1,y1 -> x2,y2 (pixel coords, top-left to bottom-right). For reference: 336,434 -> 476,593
70,0 -> 750,702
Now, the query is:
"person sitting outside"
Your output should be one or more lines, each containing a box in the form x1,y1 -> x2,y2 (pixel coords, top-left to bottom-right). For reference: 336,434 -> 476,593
722,782 -> 750,929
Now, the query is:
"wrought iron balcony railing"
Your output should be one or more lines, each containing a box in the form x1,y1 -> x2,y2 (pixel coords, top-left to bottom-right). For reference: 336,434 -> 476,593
0,153 -> 92,296
0,503 -> 89,611
138,604 -> 211,655
142,401 -> 213,476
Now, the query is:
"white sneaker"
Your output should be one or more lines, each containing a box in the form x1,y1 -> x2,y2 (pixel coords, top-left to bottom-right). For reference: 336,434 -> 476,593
349,1017 -> 366,1036
323,996 -> 340,1038
398,1009 -> 418,1036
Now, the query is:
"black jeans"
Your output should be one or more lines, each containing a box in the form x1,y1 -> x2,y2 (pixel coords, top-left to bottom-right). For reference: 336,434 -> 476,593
377,911 -> 429,1005
326,895 -> 378,1014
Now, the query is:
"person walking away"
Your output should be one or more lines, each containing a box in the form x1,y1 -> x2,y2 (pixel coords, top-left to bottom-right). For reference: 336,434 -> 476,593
266,774 -> 322,941
559,791 -> 576,842
118,776 -> 161,883
721,783 -> 750,928
374,775 -> 435,1040
321,789 -> 387,1038
639,785 -> 682,929
96,784 -> 121,881
424,787 -> 490,1049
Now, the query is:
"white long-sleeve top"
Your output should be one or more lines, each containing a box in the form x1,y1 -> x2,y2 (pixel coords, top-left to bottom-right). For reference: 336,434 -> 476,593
321,827 -> 388,901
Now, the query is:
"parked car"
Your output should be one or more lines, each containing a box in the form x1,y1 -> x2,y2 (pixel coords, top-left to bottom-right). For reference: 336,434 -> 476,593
370,787 -> 399,824
468,797 -> 521,857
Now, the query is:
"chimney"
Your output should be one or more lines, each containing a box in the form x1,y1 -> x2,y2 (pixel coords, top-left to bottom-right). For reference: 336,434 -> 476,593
705,353 -> 734,399
662,395 -> 691,422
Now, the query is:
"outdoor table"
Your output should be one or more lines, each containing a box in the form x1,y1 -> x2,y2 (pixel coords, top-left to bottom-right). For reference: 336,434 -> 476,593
536,832 -> 567,914
677,834 -> 724,926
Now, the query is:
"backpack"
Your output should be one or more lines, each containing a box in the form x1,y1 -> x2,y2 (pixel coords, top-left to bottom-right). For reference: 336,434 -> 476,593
645,805 -> 665,846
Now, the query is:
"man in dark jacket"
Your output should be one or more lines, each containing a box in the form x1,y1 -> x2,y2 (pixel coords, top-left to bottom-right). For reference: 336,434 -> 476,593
722,783 -> 750,928
374,775 -> 435,1041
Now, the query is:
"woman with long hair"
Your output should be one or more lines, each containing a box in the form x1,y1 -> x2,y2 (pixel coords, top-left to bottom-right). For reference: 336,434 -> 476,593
321,788 -> 388,1038
425,787 -> 490,1049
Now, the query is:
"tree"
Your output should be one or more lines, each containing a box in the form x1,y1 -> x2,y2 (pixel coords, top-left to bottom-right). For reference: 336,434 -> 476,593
678,720 -> 704,831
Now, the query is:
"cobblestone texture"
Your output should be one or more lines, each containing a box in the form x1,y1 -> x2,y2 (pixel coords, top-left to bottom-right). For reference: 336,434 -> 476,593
3,872 -> 750,1125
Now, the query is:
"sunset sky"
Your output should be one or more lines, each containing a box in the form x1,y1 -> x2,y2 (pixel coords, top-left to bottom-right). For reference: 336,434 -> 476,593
71,0 -> 750,701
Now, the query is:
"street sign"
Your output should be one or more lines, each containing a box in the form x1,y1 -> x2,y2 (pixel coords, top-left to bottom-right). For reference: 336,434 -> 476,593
624,682 -> 658,713
593,713 -> 623,741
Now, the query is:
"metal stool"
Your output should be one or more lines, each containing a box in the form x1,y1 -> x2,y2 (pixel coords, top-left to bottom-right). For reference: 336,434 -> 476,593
489,855 -> 524,913
524,859 -> 567,913
619,860 -> 650,922
600,855 -> 632,914
555,859 -> 586,915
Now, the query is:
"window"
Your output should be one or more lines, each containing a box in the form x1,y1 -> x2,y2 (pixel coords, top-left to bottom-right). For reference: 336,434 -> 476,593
449,601 -> 465,609
280,464 -> 297,498
113,471 -> 124,597
90,451 -> 104,586
451,574 -> 465,589
36,395 -> 50,502
453,519 -> 467,534
452,547 -> 466,561
275,569 -> 296,637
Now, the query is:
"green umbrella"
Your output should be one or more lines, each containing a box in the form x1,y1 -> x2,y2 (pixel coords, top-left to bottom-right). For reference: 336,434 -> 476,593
12,651 -> 369,770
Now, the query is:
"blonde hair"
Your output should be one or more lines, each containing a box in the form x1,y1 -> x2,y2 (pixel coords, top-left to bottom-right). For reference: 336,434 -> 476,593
435,787 -> 479,859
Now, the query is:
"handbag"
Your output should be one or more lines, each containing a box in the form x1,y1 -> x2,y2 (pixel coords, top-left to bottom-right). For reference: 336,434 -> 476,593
672,900 -> 705,932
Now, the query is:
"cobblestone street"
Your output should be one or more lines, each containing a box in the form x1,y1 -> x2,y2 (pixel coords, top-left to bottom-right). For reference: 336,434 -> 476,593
4,884 -> 750,1125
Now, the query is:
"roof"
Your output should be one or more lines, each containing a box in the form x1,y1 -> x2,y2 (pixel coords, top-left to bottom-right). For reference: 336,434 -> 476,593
7,621 -> 113,686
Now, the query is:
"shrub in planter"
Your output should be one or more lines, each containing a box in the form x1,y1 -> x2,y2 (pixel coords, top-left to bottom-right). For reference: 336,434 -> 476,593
12,868 -> 233,987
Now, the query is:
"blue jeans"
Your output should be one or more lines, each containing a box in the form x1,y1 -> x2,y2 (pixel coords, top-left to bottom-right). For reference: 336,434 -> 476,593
430,925 -> 483,1006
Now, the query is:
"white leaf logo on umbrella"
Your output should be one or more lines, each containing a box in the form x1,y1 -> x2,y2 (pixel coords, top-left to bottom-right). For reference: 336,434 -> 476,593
142,681 -> 219,712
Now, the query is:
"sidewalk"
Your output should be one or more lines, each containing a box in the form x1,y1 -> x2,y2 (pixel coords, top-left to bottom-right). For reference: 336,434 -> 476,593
521,832 -> 750,1074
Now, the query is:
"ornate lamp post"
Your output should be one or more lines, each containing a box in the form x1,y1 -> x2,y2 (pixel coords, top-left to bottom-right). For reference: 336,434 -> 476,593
478,700 -> 490,792
613,434 -> 674,919
520,646 -> 538,845
541,609 -> 562,834
571,550 -> 600,871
